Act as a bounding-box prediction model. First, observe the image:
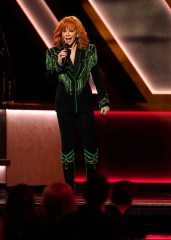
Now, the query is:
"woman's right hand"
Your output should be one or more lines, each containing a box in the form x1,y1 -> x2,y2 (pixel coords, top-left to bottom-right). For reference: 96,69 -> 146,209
58,49 -> 68,65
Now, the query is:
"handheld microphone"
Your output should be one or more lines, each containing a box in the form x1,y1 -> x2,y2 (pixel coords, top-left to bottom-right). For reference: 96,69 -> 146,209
63,43 -> 69,50
62,43 -> 70,65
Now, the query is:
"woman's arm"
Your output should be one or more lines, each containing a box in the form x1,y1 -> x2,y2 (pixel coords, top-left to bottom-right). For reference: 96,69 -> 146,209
91,64 -> 110,114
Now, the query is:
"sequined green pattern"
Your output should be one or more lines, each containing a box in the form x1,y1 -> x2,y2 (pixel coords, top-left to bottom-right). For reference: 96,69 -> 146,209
46,44 -> 98,95
75,44 -> 98,94
99,94 -> 110,109
46,47 -> 63,72
61,150 -> 75,170
84,148 -> 98,169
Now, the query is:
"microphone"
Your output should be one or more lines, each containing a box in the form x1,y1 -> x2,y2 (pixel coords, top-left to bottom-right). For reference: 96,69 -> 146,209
62,43 -> 70,65
63,43 -> 69,50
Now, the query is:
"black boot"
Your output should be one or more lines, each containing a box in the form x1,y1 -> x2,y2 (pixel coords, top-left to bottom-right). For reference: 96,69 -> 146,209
61,150 -> 76,191
84,149 -> 98,179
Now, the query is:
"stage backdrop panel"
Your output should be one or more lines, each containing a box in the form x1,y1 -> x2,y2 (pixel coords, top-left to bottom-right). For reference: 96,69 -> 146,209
5,109 -> 171,185
94,111 -> 171,183
75,111 -> 171,183
6,109 -> 64,186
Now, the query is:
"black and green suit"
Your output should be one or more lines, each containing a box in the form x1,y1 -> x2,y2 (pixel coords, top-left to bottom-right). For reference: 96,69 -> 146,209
46,44 -> 109,189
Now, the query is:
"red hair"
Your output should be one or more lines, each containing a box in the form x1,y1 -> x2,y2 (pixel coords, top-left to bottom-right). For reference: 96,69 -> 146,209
54,16 -> 90,50
41,182 -> 77,221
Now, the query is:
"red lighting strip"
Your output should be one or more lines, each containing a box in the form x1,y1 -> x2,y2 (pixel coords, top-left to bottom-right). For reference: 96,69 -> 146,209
75,177 -> 171,184
94,110 -> 171,116
145,235 -> 171,240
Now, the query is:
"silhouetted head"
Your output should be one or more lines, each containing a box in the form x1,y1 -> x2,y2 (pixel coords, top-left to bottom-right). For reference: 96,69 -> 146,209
111,180 -> 136,206
84,173 -> 109,207
41,182 -> 77,221
5,183 -> 36,221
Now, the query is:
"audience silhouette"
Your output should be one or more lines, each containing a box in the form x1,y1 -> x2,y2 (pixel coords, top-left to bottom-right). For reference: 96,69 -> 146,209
3,183 -> 38,240
37,182 -> 77,239
0,178 -> 154,240
57,173 -> 118,240
106,180 -> 146,240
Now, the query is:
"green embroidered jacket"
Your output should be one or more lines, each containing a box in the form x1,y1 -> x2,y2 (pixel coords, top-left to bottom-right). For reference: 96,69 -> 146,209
46,44 -> 110,113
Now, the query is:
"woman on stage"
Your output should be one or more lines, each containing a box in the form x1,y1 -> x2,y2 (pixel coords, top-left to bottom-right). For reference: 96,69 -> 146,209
46,16 -> 110,190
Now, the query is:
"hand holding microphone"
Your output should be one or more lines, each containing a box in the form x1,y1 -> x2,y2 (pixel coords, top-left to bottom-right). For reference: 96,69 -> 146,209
63,43 -> 70,51
58,43 -> 70,66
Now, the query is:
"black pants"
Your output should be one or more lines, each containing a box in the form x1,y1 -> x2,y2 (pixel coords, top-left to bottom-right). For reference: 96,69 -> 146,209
57,111 -> 98,188
57,110 -> 97,153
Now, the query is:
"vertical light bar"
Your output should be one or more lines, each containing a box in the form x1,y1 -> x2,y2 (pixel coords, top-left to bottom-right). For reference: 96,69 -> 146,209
16,0 -> 58,48
0,166 -> 7,184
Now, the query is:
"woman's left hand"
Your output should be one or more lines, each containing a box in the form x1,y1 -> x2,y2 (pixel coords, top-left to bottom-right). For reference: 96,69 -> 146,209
100,106 -> 110,115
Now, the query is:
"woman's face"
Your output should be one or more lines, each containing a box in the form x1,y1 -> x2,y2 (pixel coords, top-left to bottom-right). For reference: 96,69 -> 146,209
62,26 -> 77,47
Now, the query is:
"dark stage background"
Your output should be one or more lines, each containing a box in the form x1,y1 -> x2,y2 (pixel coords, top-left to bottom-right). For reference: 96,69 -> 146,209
1,2 -> 171,238
0,0 -> 145,105
0,0 -> 171,184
